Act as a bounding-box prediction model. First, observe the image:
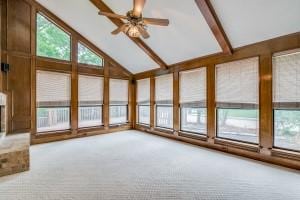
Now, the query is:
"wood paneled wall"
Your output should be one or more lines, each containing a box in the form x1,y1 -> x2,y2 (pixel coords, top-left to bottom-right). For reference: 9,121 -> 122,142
134,32 -> 300,169
0,0 -> 132,144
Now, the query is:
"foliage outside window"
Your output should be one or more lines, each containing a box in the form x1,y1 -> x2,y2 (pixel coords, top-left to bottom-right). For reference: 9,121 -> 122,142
274,110 -> 300,151
181,107 -> 207,134
78,43 -> 103,67
36,13 -> 71,61
217,109 -> 259,144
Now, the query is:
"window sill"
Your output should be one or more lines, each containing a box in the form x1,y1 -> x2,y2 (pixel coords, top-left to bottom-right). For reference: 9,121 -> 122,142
154,127 -> 174,135
78,125 -> 104,133
136,123 -> 150,128
35,129 -> 72,138
109,122 -> 130,128
271,148 -> 300,161
178,131 -> 208,141
214,138 -> 259,153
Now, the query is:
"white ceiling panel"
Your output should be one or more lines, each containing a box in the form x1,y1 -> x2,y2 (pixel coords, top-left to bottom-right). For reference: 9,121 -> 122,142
105,0 -> 222,65
211,0 -> 300,48
36,0 -> 159,73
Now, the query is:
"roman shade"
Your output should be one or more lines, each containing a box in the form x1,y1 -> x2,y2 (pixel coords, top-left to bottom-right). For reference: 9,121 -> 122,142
79,75 -> 103,106
180,68 -> 206,107
109,79 -> 128,105
36,70 -> 71,107
273,49 -> 300,108
155,74 -> 173,105
137,78 -> 150,105
216,57 -> 259,108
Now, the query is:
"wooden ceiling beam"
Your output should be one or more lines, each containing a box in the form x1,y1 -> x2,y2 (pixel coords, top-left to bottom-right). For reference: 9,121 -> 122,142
195,0 -> 233,55
90,0 -> 168,69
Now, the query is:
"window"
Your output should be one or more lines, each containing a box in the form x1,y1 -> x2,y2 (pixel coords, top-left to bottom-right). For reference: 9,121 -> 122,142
109,79 -> 128,124
78,42 -> 103,67
273,49 -> 300,151
36,13 -> 71,61
155,74 -> 173,129
137,78 -> 150,125
78,75 -> 103,128
216,57 -> 259,144
36,71 -> 71,133
180,68 -> 207,134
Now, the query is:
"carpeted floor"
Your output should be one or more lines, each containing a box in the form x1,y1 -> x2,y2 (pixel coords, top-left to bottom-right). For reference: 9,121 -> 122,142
0,130 -> 299,200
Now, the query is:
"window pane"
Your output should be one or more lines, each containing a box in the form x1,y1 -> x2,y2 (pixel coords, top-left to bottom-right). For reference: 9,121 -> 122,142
110,106 -> 127,124
274,110 -> 300,151
78,43 -> 103,66
217,109 -> 258,143
79,106 -> 102,128
156,106 -> 173,129
36,13 -> 71,61
138,106 -> 150,125
181,107 -> 207,134
37,107 -> 70,132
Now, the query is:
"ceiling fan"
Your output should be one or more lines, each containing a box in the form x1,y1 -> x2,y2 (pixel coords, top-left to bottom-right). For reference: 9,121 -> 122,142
98,0 -> 169,39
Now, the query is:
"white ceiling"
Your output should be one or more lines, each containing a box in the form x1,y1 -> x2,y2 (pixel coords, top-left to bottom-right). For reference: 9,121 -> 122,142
211,0 -> 300,48
105,0 -> 222,65
36,0 -> 300,74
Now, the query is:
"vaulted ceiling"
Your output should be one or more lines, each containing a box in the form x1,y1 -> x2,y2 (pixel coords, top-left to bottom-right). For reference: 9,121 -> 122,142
36,0 -> 300,74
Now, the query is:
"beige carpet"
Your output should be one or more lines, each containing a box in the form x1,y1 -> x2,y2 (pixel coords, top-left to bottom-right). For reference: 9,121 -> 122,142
0,130 -> 299,200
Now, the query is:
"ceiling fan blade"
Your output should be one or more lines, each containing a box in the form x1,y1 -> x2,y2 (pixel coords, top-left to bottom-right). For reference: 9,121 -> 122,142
133,0 -> 146,17
137,25 -> 150,39
143,18 -> 169,26
98,11 -> 127,19
111,24 -> 129,35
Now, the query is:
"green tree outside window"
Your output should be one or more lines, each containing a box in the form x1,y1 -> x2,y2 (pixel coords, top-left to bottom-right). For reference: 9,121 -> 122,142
78,43 -> 103,67
37,13 -> 71,61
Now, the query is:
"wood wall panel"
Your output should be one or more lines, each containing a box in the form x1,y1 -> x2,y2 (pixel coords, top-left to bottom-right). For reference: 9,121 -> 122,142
259,54 -> 273,154
109,64 -> 130,79
6,0 -> 31,53
173,71 -> 179,133
150,77 -> 155,129
7,55 -> 31,132
206,64 -> 215,142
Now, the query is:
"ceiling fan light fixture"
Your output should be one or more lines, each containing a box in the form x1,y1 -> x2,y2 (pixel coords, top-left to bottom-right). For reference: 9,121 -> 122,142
127,25 -> 141,38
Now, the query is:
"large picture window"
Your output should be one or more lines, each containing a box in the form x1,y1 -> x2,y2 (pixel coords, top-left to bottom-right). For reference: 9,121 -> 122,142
109,79 -> 128,125
78,75 -> 103,128
273,49 -> 300,151
180,68 -> 207,134
36,71 -> 71,133
137,78 -> 150,125
36,13 -> 71,61
78,42 -> 103,67
155,74 -> 173,129
216,57 -> 259,144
